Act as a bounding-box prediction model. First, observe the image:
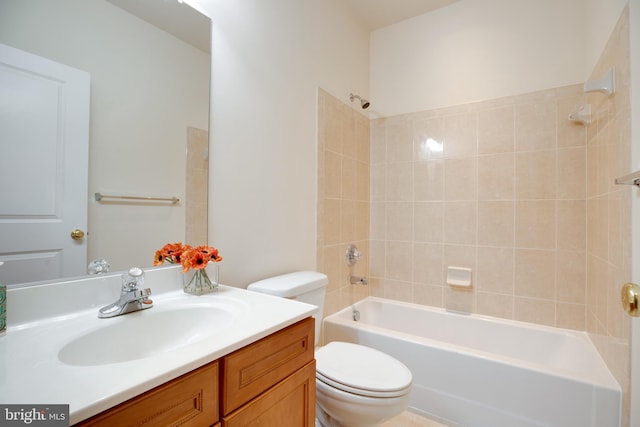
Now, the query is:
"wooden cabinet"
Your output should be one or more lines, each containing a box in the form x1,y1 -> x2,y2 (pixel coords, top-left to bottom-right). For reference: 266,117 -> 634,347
221,317 -> 315,426
77,361 -> 219,427
75,317 -> 315,427
222,361 -> 315,427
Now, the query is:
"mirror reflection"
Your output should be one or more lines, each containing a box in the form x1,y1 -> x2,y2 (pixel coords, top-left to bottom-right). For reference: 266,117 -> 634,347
0,0 -> 211,285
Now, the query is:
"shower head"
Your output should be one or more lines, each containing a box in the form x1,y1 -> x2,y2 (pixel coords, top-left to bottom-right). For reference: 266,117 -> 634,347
349,93 -> 370,109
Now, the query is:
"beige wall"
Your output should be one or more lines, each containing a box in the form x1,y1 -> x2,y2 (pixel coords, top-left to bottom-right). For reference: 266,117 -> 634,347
369,85 -> 588,328
585,8 -> 632,425
317,89 -> 371,319
370,0 -> 587,117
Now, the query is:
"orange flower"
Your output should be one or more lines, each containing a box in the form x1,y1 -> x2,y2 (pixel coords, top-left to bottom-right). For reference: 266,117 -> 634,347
153,242 -> 186,265
155,242 -> 222,272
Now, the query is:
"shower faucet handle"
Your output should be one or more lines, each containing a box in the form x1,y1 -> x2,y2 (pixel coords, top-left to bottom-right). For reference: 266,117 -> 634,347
346,244 -> 362,266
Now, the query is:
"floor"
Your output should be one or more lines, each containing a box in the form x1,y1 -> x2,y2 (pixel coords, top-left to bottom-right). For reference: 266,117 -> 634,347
381,411 -> 454,427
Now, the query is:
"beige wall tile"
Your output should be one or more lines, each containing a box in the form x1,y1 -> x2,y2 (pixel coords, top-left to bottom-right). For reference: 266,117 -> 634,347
557,147 -> 586,199
324,150 -> 342,198
414,202 -> 443,242
356,114 -> 370,163
385,241 -> 414,282
478,153 -> 515,200
444,112 -> 478,158
386,162 -> 413,201
557,200 -> 586,251
383,278 -> 414,303
371,163 -> 386,202
370,121 -> 386,164
414,160 -> 443,201
342,107 -> 357,159
556,302 -> 586,331
318,91 -> 371,322
478,105 -> 515,155
413,243 -> 444,285
445,286 -> 474,313
356,161 -> 370,202
556,250 -> 586,304
478,201 -> 514,247
515,99 -> 557,152
323,198 -> 341,245
443,201 -> 477,244
515,200 -> 556,250
444,157 -> 477,201
386,122 -> 413,162
413,117 -> 445,161
514,249 -> 556,299
514,297 -> 555,327
342,157 -> 357,199
477,246 -> 514,294
370,202 -> 386,240
386,202 -> 413,241
370,240 -> 386,278
477,292 -> 514,319
413,284 -> 444,307
515,150 -> 557,199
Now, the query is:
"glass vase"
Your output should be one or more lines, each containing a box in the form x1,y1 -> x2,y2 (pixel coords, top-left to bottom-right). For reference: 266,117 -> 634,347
183,263 -> 219,295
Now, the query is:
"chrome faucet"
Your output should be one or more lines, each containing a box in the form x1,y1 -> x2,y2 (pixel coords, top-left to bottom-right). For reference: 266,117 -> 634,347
98,267 -> 153,318
350,275 -> 368,285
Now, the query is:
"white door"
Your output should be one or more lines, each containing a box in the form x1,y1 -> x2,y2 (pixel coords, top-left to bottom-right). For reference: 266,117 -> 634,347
0,43 -> 90,285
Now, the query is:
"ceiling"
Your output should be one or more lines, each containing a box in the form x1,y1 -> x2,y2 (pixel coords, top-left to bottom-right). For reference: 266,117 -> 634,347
341,0 -> 460,31
106,0 -> 210,52
106,0 -> 461,52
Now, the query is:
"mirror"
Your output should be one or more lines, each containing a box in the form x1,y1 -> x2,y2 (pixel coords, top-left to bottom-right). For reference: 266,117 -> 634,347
0,0 -> 211,285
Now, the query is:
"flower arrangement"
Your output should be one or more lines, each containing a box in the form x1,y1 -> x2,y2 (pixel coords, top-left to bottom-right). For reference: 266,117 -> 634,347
154,242 -> 223,295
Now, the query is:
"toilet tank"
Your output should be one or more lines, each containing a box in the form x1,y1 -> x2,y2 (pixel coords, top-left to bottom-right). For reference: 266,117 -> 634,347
247,271 -> 327,343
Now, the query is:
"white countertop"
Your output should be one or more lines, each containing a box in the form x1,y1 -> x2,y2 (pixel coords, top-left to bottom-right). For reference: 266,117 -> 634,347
0,266 -> 316,424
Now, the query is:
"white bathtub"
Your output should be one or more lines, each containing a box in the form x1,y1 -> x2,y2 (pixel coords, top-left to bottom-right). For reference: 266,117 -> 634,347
322,297 -> 620,427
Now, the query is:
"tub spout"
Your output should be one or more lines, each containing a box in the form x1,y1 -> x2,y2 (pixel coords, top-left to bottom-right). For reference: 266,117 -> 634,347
350,275 -> 368,285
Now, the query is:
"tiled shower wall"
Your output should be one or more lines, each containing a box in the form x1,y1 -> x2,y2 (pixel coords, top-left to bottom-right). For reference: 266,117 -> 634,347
585,7 -> 631,423
369,84 -> 588,329
317,89 -> 370,322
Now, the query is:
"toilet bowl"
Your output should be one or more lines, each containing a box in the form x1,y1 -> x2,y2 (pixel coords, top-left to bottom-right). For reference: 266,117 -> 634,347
315,341 -> 412,427
247,272 -> 412,426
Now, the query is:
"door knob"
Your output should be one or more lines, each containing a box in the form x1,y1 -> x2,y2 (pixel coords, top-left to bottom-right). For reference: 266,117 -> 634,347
70,229 -> 85,241
621,283 -> 640,317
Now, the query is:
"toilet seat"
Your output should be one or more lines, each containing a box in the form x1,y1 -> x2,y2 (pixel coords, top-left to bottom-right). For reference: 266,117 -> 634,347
315,342 -> 412,398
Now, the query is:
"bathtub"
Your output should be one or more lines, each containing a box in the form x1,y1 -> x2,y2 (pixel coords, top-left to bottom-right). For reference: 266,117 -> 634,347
322,297 -> 620,427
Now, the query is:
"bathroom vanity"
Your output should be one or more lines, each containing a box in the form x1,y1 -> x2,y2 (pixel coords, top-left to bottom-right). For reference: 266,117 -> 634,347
1,265 -> 317,426
77,317 -> 315,426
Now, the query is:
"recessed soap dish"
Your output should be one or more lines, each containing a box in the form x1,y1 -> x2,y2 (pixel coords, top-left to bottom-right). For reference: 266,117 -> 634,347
447,266 -> 472,288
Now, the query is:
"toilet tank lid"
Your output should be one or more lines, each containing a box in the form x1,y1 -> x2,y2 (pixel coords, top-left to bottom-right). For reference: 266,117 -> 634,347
247,271 -> 328,298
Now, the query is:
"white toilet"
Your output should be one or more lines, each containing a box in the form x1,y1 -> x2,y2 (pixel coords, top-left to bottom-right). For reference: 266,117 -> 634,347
247,271 -> 412,427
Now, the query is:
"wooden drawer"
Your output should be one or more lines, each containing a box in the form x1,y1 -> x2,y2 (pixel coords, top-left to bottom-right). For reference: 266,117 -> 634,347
222,361 -> 316,427
76,361 -> 219,427
221,317 -> 314,415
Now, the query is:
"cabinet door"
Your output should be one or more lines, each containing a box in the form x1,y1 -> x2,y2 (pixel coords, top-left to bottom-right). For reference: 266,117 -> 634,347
222,361 -> 316,427
76,362 -> 219,427
221,317 -> 314,415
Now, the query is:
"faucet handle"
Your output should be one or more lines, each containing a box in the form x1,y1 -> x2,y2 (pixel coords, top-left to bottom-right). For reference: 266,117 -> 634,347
122,267 -> 145,292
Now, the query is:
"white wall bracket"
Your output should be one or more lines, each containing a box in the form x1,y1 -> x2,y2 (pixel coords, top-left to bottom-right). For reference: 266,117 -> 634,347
584,68 -> 615,96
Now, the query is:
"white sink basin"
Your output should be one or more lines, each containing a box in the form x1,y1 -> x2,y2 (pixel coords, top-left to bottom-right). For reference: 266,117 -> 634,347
58,302 -> 235,366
